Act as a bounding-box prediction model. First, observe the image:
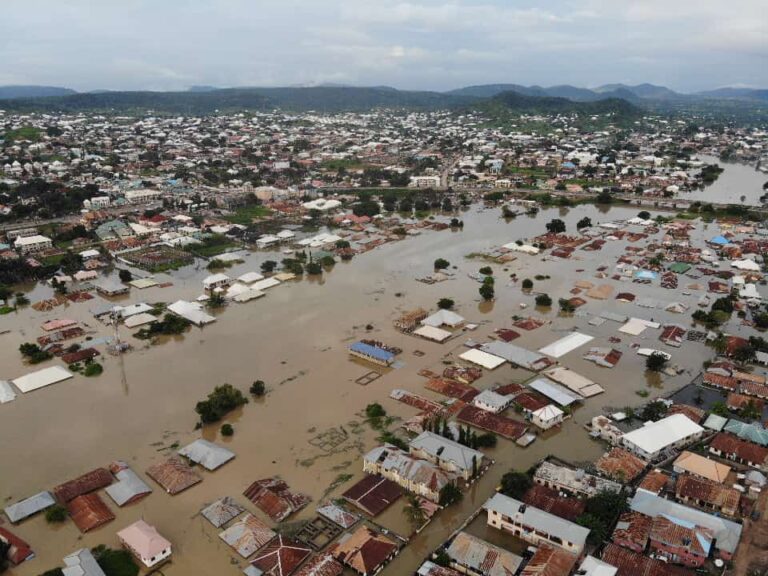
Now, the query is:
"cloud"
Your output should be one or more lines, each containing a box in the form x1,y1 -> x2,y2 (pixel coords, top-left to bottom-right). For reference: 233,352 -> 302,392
0,0 -> 765,92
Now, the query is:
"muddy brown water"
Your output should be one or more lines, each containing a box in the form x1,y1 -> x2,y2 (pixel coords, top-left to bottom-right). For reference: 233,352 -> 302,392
684,154 -> 766,206
0,203 -> 752,575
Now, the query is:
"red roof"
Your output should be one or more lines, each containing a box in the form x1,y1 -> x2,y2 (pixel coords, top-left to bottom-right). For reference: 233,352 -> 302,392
456,405 -> 528,440
0,527 -> 33,565
67,493 -> 115,533
250,535 -> 312,576
342,475 -> 403,516
53,468 -> 113,503
244,478 -> 311,522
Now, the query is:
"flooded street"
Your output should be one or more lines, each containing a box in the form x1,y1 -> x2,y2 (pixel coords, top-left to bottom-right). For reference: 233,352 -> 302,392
0,203 -> 744,575
684,154 -> 766,206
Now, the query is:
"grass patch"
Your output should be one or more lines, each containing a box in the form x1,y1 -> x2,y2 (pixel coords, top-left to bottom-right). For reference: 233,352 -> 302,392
223,205 -> 272,225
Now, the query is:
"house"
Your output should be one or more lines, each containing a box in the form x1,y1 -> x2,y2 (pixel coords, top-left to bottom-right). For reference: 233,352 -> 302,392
620,414 -> 704,461
534,460 -> 621,497
0,527 -> 33,566
409,431 -> 484,481
531,405 -> 564,430
519,545 -> 578,576
421,309 -> 465,328
363,445 -> 454,502
62,548 -> 106,576
648,514 -> 713,568
596,448 -> 646,483
629,488 -> 743,560
243,477 -> 311,522
249,535 -> 312,576
601,542 -> 691,576
612,511 -> 652,553
219,514 -> 276,558
202,273 -> 231,291
675,474 -> 741,517
472,389 -> 512,413
117,520 -> 172,568
330,525 -> 398,575
201,497 -> 244,528
348,341 -> 396,366
341,475 -> 403,516
14,234 -> 52,254
709,433 -> 768,470
673,451 -> 731,483
444,531 -> 523,576
590,416 -> 624,444
484,493 -> 590,555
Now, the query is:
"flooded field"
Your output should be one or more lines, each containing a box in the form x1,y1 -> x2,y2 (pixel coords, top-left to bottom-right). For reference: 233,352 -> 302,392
0,203 -> 745,575
684,154 -> 766,206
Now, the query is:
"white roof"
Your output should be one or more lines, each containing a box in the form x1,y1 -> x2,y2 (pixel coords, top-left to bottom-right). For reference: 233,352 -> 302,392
124,312 -> 158,328
539,332 -> 594,358
422,309 -> 465,327
203,273 -> 230,287
168,300 -> 216,326
528,377 -> 583,406
14,234 -> 51,246
459,348 -> 506,370
0,380 -> 16,404
13,366 -> 74,393
622,414 -> 703,455
543,366 -> 604,397
250,277 -> 281,291
237,271 -> 265,284
413,325 -> 452,342
116,302 -> 154,318
410,431 -> 483,472
473,389 -> 511,410
578,556 -> 618,576
178,439 -> 235,471
732,259 -> 760,271
532,404 -> 564,421
618,317 -> 660,335
502,242 -> 540,254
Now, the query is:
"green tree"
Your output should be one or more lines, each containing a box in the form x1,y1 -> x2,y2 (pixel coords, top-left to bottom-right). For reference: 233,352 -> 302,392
195,384 -> 248,424
260,260 -> 277,273
438,298 -> 455,310
545,218 -> 566,234
499,471 -> 532,499
306,261 -> 322,275
535,293 -> 552,307
521,278 -> 533,290
640,400 -> 668,421
118,269 -> 133,283
479,283 -> 494,301
221,423 -> 234,436
403,494 -> 427,530
711,401 -> 730,417
576,217 -> 592,229
434,258 -> 450,270
558,298 -> 575,313
479,266 -> 493,275
638,210 -> 651,220
645,352 -> 668,372
45,504 -> 68,523
250,380 -> 266,396
366,403 -> 386,419
438,483 -> 463,507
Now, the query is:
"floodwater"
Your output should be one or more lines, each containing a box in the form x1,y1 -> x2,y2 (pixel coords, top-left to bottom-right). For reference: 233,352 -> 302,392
0,204 -> 746,575
683,154 -> 766,206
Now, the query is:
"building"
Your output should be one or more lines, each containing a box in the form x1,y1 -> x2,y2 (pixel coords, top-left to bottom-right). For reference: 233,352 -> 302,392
484,493 -> 590,555
648,514 -> 713,568
629,488 -> 743,560
85,196 -> 111,209
202,273 -> 231,291
709,433 -> 768,470
409,431 -> 484,481
673,451 -> 731,483
534,460 -> 621,498
531,405 -> 564,430
330,525 -> 398,575
117,520 -> 172,568
124,189 -> 163,204
620,414 -> 704,461
62,548 -> 106,576
363,444 -> 454,502
444,531 -> 523,576
675,474 -> 741,517
410,175 -> 441,188
472,389 -> 512,413
348,341 -> 396,367
14,234 -> 52,254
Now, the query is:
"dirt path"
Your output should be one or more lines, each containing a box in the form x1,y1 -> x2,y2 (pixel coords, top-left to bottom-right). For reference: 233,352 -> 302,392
733,490 -> 768,576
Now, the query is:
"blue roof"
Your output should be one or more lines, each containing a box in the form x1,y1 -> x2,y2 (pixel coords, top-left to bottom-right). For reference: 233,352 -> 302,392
710,235 -> 729,245
349,341 -> 395,362
634,270 -> 658,280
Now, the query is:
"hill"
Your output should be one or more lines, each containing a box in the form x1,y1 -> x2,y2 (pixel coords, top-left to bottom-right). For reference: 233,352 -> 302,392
482,90 -> 641,116
0,85 -> 77,100
594,83 -> 682,100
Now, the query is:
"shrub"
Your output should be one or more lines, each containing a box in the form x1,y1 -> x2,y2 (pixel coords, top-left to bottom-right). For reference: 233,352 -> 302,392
221,424 -> 234,437
250,380 -> 266,396
306,261 -> 322,275
195,384 -> 248,424
84,362 -> 104,377
45,504 -> 68,523
434,258 -> 450,270
365,403 -> 386,419
479,266 -> 493,275
438,298 -> 454,310
535,293 -> 552,307
521,278 -> 533,290
260,260 -> 277,273
479,283 -> 494,301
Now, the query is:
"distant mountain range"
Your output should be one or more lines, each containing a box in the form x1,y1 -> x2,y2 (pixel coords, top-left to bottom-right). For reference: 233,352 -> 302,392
0,83 -> 765,116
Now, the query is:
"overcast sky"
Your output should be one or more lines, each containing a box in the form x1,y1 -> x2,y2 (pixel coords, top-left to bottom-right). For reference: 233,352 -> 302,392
2,0 -> 766,92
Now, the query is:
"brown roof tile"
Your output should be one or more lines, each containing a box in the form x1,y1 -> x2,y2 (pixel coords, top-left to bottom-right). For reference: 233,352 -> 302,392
146,456 -> 202,495
67,493 -> 115,533
53,468 -> 113,503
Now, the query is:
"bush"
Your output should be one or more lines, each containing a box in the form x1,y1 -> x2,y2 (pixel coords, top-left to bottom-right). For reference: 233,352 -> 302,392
521,278 -> 533,290
19,342 -> 52,364
260,260 -> 277,273
250,380 -> 266,396
195,384 -> 248,424
545,218 -> 566,233
306,261 -> 322,275
438,298 -> 454,310
45,504 -> 68,523
479,266 -> 493,275
434,258 -> 450,270
221,424 -> 234,437
535,294 -> 552,307
84,362 -> 104,377
365,403 -> 386,419
479,283 -> 494,301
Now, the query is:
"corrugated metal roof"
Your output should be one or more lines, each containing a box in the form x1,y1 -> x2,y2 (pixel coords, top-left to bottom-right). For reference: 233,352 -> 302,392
178,439 -> 235,471
4,491 -> 56,523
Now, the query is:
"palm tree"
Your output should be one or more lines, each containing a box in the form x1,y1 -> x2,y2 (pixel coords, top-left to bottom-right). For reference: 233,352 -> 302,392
404,495 -> 426,530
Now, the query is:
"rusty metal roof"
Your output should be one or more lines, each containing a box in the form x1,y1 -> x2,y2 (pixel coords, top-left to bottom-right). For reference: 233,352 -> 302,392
67,493 -> 115,533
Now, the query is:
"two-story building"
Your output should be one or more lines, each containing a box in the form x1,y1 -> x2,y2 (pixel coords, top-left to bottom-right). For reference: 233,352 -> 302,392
408,431 -> 484,481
